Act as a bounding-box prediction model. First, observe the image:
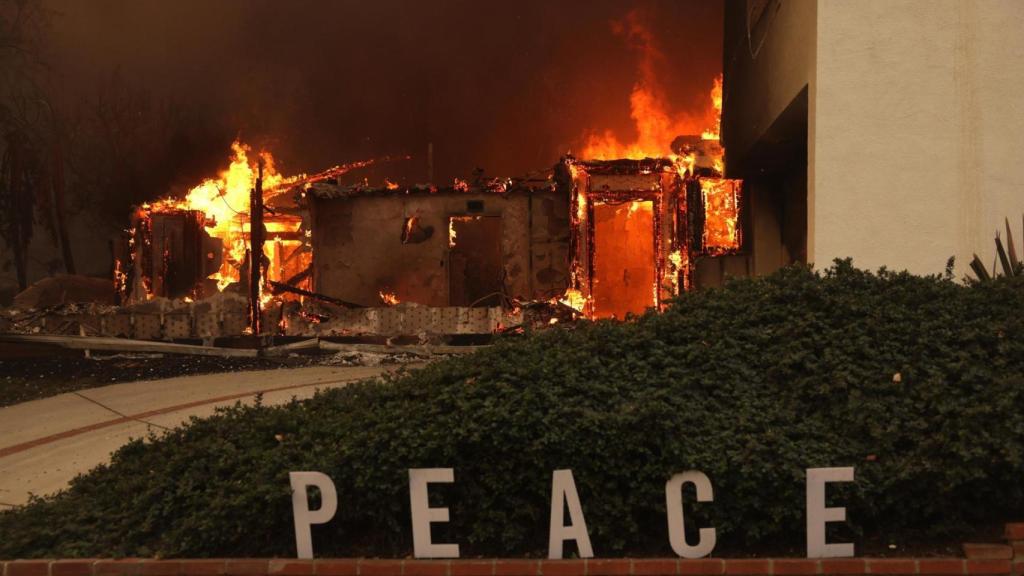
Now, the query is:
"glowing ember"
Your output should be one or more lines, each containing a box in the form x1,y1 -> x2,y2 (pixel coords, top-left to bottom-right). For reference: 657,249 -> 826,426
668,249 -> 683,270
379,290 -> 400,306
448,215 -> 482,248
700,178 -> 742,253
667,249 -> 689,293
401,216 -> 418,244
559,287 -> 588,313
576,190 -> 588,222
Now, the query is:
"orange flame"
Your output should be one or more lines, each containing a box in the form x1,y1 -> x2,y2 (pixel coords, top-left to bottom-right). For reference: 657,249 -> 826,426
581,10 -> 723,166
448,215 -> 483,248
144,140 -> 385,299
558,287 -> 588,313
379,290 -> 400,306
700,178 -> 742,253
701,76 -> 723,141
148,140 -> 298,290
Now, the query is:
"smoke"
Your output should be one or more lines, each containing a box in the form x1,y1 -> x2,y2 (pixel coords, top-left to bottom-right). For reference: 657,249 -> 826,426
42,0 -> 722,187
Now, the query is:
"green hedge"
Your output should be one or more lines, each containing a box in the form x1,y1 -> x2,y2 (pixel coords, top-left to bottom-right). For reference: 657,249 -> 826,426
2,261 -> 1023,558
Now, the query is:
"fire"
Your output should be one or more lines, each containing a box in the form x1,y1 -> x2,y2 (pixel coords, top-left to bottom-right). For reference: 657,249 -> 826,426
700,178 -> 742,253
448,215 -> 482,248
667,249 -> 689,293
401,216 -> 418,244
138,139 -> 387,304
558,287 -> 588,313
379,290 -> 400,306
559,10 -> 742,321
148,140 -> 299,290
583,73 -> 722,171
576,189 -> 588,222
581,10 -> 723,165
701,76 -> 723,141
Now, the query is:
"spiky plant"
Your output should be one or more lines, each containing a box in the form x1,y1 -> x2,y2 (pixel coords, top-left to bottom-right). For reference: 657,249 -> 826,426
969,215 -> 1024,281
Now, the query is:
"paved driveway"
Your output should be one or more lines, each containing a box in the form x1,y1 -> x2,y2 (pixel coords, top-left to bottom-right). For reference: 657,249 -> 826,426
0,364 -> 404,508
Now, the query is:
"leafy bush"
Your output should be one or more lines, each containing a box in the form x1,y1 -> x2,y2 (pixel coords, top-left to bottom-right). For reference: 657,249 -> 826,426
2,260 -> 1023,559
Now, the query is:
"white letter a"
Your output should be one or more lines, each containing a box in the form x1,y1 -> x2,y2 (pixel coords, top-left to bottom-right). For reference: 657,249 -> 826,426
548,469 -> 594,559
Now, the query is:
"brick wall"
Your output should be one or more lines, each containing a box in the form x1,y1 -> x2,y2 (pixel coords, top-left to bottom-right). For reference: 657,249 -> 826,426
3,524 -> 1021,576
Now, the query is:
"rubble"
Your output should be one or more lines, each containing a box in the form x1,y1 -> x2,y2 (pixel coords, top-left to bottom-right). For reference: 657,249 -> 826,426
321,350 -> 423,367
12,274 -> 117,309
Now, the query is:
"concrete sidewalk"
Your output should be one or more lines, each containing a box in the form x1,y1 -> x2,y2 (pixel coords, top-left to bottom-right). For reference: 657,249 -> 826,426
0,364 -> 405,508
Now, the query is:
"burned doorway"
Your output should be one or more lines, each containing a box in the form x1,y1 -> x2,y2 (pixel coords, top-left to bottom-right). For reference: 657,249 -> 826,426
591,199 -> 657,319
448,216 -> 503,307
565,159 -> 686,320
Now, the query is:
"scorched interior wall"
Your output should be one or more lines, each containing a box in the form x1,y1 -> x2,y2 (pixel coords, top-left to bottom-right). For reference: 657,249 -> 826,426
309,190 -> 569,307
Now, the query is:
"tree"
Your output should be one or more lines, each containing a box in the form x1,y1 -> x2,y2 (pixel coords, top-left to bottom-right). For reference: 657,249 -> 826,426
0,0 -> 76,288
1,0 -> 45,289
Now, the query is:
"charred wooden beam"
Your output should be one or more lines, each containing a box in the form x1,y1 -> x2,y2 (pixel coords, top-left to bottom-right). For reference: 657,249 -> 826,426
268,280 -> 365,308
249,160 -> 265,335
283,264 -> 313,287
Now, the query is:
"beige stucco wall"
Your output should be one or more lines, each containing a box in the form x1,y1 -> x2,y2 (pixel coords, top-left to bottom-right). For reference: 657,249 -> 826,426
722,0 -> 817,170
721,0 -> 816,278
813,0 -> 1024,276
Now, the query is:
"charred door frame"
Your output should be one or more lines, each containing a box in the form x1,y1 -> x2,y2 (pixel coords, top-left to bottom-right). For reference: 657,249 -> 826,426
567,164 -> 685,318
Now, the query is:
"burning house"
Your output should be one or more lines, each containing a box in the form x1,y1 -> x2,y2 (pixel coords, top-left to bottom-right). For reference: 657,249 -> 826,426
98,71 -> 745,340
7,2 -> 1024,347
116,142 -> 316,305
303,145 -> 741,322
0,62 -> 755,344
303,175 -> 569,310
564,146 -> 741,319
106,146 -> 741,339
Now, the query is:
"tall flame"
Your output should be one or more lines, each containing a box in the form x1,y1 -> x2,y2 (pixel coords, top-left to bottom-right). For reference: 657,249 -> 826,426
701,76 -> 723,141
582,10 -> 723,162
145,140 -> 390,295
149,140 -> 300,290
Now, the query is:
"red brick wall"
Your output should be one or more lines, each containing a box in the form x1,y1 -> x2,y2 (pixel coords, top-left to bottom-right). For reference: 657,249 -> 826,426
4,524 -> 1021,576
0,558 -> 1016,576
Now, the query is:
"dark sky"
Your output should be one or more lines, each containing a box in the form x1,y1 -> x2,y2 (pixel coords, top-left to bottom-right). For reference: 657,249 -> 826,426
42,0 -> 722,188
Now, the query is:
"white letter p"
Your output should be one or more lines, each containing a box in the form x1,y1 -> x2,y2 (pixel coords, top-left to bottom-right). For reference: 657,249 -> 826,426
290,471 -> 338,559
